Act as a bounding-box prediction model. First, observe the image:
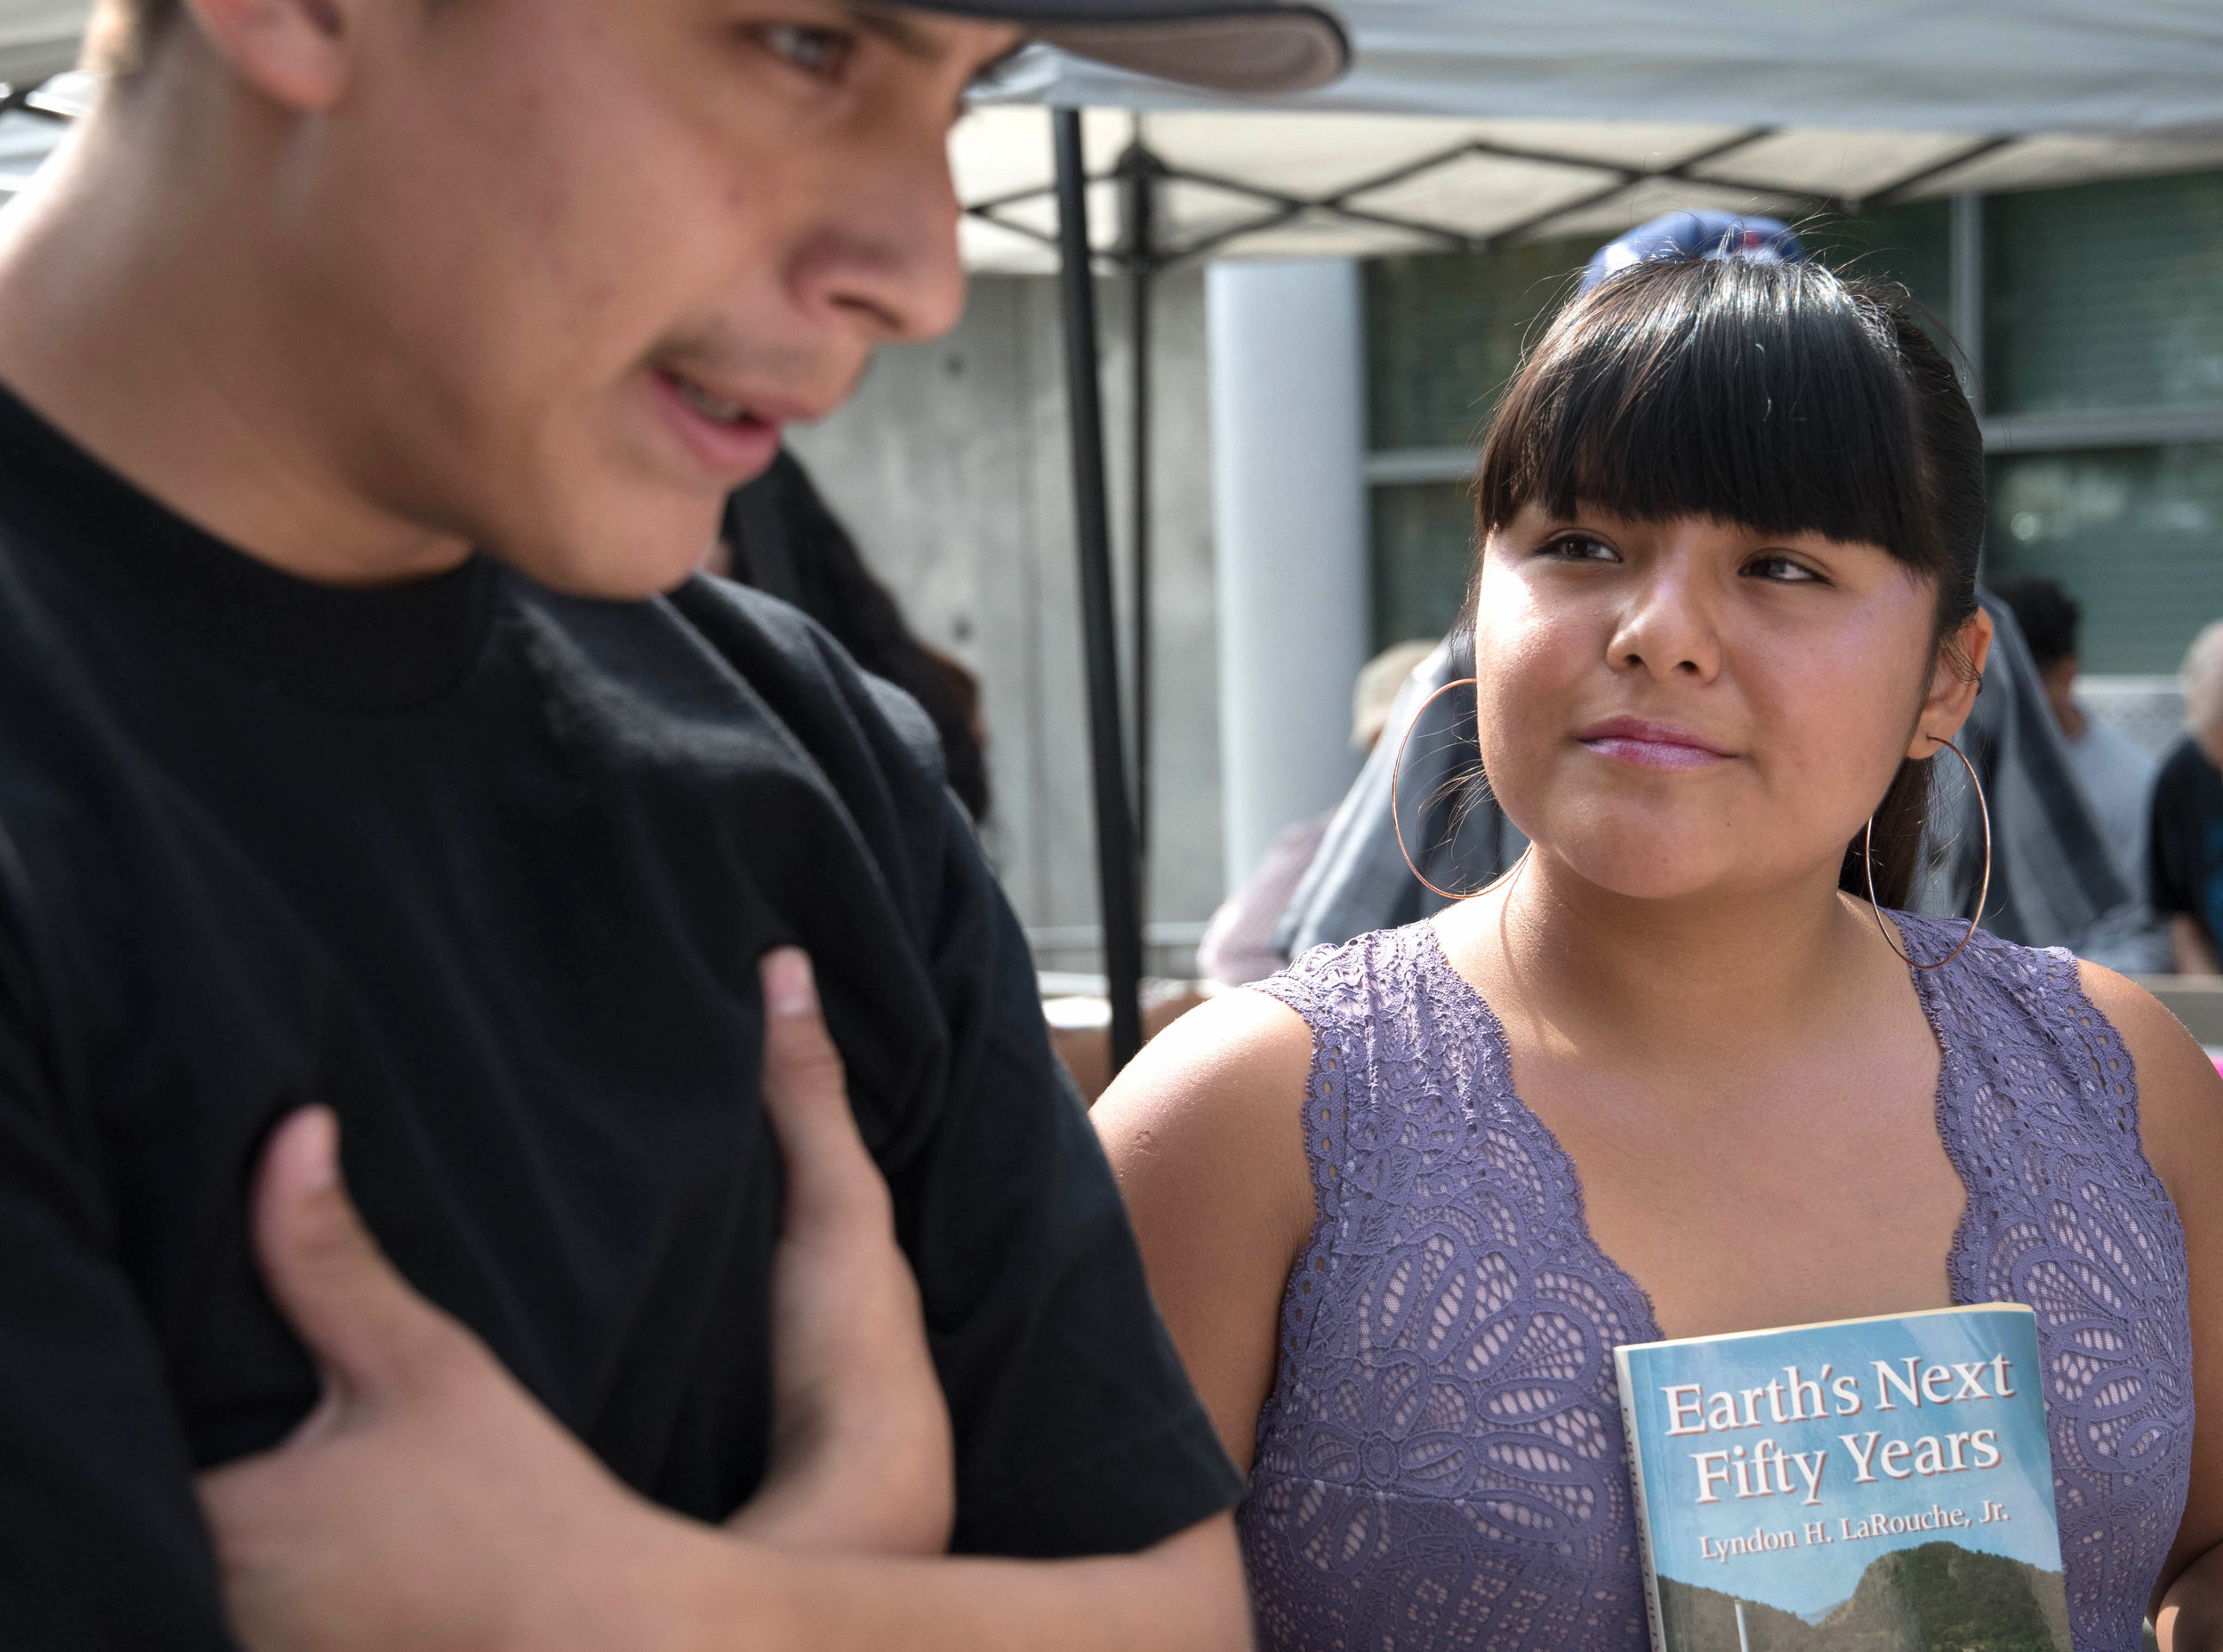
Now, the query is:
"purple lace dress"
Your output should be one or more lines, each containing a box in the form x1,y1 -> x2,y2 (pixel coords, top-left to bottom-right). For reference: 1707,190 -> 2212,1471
1244,915 -> 2193,1652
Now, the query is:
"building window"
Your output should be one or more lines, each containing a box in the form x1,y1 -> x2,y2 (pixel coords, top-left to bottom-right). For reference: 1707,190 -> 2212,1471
1986,444 -> 2223,672
1985,172 -> 2223,417
1360,233 -> 1594,654
1369,482 -> 1473,648
1363,176 -> 2223,676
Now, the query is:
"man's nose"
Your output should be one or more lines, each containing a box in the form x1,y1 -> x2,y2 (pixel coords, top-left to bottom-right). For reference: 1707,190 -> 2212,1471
799,144 -> 969,347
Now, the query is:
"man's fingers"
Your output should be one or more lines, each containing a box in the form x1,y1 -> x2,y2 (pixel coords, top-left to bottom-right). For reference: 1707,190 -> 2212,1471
758,949 -> 885,1227
249,1107 -> 469,1409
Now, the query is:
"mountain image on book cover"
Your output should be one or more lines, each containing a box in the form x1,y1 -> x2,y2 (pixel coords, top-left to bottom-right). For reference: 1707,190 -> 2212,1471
1616,1304 -> 2067,1652
1657,1541 -> 2069,1652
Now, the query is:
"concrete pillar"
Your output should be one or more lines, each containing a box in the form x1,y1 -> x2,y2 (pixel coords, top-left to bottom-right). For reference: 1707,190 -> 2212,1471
1207,258 -> 1371,893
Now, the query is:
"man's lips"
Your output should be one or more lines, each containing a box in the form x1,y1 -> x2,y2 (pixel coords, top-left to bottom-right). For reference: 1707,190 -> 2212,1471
1574,715 -> 1735,772
649,368 -> 822,481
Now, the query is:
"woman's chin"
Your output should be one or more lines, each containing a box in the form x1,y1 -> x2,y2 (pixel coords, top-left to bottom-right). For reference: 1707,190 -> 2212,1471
1534,833 -> 1754,904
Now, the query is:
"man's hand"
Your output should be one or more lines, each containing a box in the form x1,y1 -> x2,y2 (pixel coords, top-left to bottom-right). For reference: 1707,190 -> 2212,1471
725,948 -> 952,1554
196,1107 -> 718,1652
197,947 -> 954,1650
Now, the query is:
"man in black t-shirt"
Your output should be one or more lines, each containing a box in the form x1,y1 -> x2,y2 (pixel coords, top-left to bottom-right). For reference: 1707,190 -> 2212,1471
0,0 -> 1345,1644
2153,621 -> 2223,975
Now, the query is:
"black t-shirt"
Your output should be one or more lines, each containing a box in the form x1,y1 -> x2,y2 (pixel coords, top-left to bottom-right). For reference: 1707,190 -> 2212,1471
0,386 -> 1240,1648
2151,734 -> 2223,949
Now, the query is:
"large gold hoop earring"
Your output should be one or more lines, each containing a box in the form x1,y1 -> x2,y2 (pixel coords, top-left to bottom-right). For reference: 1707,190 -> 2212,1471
1389,677 -> 1497,902
1863,737 -> 1991,970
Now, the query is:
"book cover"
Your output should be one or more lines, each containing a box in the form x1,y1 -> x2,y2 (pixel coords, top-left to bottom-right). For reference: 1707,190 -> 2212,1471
1615,1303 -> 2067,1652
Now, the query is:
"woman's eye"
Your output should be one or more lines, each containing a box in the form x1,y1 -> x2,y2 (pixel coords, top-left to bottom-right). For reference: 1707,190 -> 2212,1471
1745,554 -> 1825,583
1543,533 -> 1619,563
752,21 -> 855,79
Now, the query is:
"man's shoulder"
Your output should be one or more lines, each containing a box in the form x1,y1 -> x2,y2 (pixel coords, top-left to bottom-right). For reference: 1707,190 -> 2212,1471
653,573 -> 947,795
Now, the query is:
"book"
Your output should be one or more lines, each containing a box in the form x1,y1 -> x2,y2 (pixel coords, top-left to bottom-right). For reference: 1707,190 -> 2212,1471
1615,1303 -> 2068,1652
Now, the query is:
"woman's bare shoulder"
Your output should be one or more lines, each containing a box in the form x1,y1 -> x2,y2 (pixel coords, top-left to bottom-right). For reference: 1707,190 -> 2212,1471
1093,988 -> 1318,1275
1092,989 -> 1320,1470
1093,988 -> 1317,1196
2075,959 -> 2223,1203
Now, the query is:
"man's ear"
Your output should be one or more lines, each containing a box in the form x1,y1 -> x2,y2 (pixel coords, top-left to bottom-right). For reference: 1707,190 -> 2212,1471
180,0 -> 354,111
1907,605 -> 1994,759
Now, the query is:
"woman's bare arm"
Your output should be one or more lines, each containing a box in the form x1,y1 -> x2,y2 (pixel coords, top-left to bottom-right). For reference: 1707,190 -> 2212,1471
1091,990 -> 1318,1474
2077,963 -> 2223,1648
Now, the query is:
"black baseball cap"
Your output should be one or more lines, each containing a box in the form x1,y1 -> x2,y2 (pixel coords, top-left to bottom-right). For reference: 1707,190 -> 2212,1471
920,0 -> 1348,93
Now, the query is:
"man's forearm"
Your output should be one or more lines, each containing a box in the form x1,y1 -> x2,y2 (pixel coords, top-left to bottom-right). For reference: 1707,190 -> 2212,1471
2171,915 -> 2223,976
647,1516 -> 1250,1652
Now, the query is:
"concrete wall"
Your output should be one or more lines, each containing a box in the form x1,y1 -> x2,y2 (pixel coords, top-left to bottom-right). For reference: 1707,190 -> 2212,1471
785,269 -> 1223,976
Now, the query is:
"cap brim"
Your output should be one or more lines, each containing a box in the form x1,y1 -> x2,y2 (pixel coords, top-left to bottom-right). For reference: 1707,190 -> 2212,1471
927,1 -> 1349,94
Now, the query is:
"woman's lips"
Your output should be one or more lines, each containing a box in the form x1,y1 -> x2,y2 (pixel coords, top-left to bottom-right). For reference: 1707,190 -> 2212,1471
1575,716 -> 1734,772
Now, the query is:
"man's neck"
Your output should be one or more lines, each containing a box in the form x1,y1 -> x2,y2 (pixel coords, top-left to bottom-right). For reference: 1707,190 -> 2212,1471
0,76 -> 471,588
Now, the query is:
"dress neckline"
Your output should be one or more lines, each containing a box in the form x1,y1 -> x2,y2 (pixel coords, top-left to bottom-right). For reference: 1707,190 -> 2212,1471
1414,917 -> 1976,1346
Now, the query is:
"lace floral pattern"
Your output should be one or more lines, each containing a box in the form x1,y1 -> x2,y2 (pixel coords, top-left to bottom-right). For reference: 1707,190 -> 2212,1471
1917,916 -> 2196,1648
1240,916 -> 2191,1652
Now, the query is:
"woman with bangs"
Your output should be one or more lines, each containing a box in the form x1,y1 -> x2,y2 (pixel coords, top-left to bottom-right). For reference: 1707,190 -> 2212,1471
1094,257 -> 2223,1652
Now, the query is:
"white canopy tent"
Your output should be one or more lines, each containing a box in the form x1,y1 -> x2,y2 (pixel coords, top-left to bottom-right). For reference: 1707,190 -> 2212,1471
955,0 -> 2223,276
1002,0 -> 2223,129
954,105 -> 2223,275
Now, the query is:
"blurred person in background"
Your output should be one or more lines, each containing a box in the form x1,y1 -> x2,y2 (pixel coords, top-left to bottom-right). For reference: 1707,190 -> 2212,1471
718,449 -> 990,822
1198,638 -> 1434,986
2154,620 -> 2223,975
1994,576 -> 2170,973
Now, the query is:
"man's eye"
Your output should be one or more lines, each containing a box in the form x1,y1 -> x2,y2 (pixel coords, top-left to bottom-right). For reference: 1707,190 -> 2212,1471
1543,533 -> 1618,563
752,22 -> 855,79
1745,554 -> 1824,583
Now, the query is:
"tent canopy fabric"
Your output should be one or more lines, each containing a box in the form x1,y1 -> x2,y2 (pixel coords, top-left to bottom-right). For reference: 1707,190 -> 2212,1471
957,0 -> 2223,273
956,107 -> 2223,272
8,0 -> 2220,132
985,0 -> 2223,128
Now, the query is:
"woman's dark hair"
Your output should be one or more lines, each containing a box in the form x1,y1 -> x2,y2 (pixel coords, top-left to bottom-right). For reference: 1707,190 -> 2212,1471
1472,256 -> 1986,908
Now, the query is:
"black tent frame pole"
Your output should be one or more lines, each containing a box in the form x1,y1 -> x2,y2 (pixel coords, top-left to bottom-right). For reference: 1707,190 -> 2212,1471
1051,107 -> 1144,1072
1120,136 -> 1156,870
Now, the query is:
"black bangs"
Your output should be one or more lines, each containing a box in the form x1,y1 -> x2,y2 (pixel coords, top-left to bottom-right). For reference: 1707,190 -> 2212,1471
1475,257 -> 1984,617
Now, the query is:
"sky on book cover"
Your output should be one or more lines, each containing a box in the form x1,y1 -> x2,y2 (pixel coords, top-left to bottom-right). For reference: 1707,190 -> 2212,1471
1620,1307 -> 2062,1620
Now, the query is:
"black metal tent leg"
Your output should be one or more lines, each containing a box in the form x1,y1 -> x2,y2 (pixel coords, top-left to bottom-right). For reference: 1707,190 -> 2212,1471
1120,134 -> 1156,874
1051,107 -> 1144,1072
